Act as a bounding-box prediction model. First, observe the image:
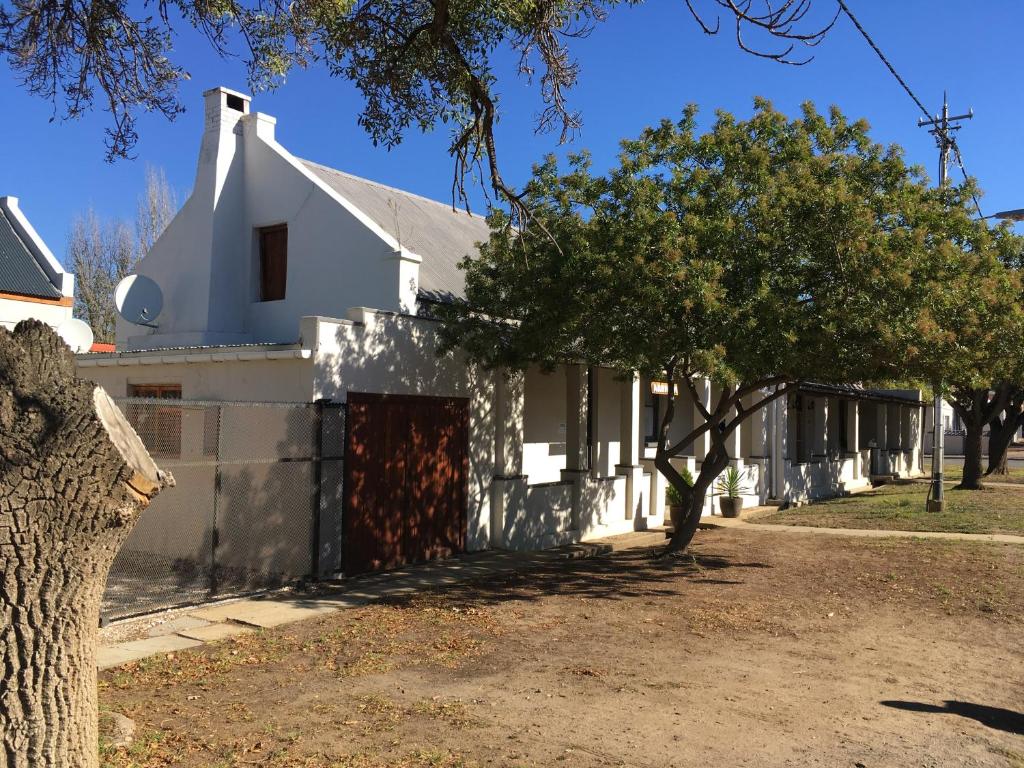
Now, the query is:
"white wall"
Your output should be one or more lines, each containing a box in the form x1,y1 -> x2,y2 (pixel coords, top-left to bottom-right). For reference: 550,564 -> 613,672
307,311 -> 496,553
0,296 -> 72,331
78,353 -> 313,402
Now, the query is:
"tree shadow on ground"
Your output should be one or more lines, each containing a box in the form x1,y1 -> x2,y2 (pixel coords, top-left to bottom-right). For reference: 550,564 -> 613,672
321,543 -> 775,610
880,700 -> 1024,736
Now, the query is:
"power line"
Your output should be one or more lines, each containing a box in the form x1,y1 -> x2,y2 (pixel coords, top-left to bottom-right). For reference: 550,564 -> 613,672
835,0 -> 931,121
950,141 -> 984,216
836,0 -> 983,215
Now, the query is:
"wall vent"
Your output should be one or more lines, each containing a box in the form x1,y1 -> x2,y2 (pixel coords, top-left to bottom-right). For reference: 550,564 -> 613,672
226,93 -> 245,112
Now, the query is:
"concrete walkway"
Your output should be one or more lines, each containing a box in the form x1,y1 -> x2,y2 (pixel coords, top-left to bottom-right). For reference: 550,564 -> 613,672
97,530 -> 667,671
710,515 -> 1024,545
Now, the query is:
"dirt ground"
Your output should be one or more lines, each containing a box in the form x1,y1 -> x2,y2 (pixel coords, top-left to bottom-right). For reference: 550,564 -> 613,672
99,528 -> 1024,768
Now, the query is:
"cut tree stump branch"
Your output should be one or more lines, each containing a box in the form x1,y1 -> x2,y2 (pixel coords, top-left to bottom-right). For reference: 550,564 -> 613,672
0,319 -> 171,767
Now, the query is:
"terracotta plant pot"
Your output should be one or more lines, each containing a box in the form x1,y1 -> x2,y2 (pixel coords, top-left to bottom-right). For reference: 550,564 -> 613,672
669,505 -> 686,531
719,497 -> 744,518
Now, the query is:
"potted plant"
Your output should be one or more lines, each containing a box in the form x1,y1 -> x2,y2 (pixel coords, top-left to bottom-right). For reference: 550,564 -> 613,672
715,466 -> 749,518
665,466 -> 694,530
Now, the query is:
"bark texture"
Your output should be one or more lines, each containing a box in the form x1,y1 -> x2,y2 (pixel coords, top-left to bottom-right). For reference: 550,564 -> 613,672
950,386 -> 1010,491
664,447 -> 729,553
0,320 -> 170,768
986,388 -> 1024,476
959,421 -> 986,491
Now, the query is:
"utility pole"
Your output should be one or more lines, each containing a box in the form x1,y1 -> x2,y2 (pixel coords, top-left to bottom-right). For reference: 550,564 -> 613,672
919,92 -> 973,512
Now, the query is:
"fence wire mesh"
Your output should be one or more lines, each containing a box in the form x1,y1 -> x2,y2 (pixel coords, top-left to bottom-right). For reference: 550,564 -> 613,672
102,399 -> 344,622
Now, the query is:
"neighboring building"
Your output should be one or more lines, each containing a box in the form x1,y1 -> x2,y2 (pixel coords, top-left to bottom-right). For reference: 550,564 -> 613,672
0,197 -> 74,330
78,87 -> 925,580
923,398 -> 1024,456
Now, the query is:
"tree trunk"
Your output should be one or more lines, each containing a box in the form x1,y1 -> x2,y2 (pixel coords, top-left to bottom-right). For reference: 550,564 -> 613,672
986,414 -> 1015,476
986,389 -> 1024,476
0,320 -> 170,767
957,420 -> 986,491
664,448 -> 729,554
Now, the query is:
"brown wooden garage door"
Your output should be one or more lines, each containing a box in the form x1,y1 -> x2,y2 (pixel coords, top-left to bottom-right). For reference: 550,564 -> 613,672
344,392 -> 469,575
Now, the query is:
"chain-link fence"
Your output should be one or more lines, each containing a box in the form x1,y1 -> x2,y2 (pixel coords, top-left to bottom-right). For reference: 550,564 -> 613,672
101,398 -> 345,622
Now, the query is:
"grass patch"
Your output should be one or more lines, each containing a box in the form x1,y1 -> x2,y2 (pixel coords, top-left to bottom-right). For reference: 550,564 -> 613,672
941,461 -> 1024,485
759,482 -> 1024,535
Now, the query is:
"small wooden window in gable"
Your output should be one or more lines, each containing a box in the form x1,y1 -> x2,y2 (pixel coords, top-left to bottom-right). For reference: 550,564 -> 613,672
259,224 -> 288,302
127,384 -> 182,458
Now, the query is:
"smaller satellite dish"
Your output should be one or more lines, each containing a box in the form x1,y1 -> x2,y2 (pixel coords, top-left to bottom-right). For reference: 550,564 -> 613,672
115,274 -> 163,327
57,318 -> 95,353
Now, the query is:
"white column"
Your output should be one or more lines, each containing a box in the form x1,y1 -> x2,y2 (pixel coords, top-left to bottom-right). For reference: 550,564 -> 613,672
494,371 -> 524,478
726,414 -> 743,467
491,370 -> 527,549
876,403 -> 888,450
564,364 -> 588,473
748,393 -> 768,457
692,378 -> 712,462
562,364 -> 589,532
618,373 -> 641,466
847,399 -> 860,479
773,394 -> 789,500
875,402 -> 888,475
813,397 -> 829,457
615,372 -> 644,523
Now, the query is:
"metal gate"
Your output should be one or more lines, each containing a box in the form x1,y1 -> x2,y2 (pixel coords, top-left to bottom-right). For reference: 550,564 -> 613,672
344,393 -> 469,576
101,399 -> 345,621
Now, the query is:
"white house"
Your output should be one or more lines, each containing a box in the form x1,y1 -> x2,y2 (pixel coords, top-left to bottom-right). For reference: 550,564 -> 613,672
0,197 -> 75,330
78,87 -> 925,578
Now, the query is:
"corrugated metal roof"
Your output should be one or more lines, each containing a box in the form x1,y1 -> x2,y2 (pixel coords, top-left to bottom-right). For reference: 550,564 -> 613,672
84,340 -> 302,355
0,208 -> 61,299
798,382 -> 925,406
300,160 -> 490,301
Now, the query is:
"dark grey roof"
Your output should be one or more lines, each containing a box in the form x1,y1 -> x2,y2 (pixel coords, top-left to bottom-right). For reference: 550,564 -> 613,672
301,160 -> 490,301
798,382 -> 925,406
0,208 -> 60,299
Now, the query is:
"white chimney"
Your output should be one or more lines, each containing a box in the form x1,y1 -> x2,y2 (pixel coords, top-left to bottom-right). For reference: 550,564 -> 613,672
203,86 -> 250,134
188,87 -> 252,338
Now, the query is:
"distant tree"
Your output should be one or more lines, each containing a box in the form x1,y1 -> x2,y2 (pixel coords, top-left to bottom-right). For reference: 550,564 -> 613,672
0,0 -> 837,210
68,212 -> 135,343
436,100 -> 1001,553
135,166 -> 178,256
69,167 -> 177,342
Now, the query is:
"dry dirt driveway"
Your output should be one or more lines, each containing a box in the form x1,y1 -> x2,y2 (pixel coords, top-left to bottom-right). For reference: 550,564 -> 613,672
100,528 -> 1024,768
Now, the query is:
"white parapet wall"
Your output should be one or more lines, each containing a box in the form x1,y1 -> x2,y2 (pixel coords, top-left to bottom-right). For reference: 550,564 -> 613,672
785,454 -> 871,503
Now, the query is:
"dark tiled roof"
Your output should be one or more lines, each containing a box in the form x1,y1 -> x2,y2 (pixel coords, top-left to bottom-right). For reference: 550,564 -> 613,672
300,160 -> 491,301
0,208 -> 60,299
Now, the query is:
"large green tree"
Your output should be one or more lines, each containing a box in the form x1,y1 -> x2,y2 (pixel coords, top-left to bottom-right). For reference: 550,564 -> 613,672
932,226 -> 1024,489
0,0 -> 837,206
437,99 -> 1001,552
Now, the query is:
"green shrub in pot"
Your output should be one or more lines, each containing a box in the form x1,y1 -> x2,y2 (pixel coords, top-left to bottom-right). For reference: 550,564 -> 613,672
715,466 -> 750,518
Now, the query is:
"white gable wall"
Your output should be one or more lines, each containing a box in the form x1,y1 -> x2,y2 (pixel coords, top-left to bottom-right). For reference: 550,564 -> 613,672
119,87 -> 413,351
242,120 -> 410,343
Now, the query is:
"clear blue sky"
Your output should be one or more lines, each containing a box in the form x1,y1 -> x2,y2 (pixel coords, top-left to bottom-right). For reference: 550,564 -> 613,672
2,0 -> 1021,265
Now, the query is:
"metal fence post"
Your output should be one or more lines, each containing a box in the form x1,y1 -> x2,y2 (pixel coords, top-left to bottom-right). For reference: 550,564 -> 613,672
210,403 -> 222,596
311,398 -> 328,581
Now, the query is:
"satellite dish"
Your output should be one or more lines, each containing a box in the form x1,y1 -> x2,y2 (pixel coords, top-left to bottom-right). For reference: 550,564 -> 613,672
114,274 -> 163,327
57,318 -> 95,353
